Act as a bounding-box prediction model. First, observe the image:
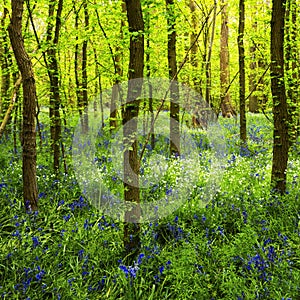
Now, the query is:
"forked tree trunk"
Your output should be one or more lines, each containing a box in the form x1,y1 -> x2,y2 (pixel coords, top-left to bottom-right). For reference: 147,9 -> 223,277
123,0 -> 144,259
166,0 -> 180,157
8,0 -> 38,211
270,0 -> 289,193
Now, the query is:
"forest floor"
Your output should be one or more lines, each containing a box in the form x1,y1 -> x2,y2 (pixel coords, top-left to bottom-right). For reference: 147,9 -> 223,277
0,113 -> 300,299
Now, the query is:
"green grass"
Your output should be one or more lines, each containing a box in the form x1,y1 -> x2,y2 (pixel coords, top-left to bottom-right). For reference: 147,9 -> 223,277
0,113 -> 299,299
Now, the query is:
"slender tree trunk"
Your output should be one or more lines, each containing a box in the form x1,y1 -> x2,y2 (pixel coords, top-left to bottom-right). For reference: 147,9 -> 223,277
167,0 -> 180,157
270,0 -> 289,193
189,0 -> 201,127
145,2 -> 155,149
110,0 -> 126,131
0,76 -> 22,139
249,20 -> 259,113
220,0 -> 235,117
93,47 -> 104,127
238,0 -> 246,146
74,3 -> 82,118
46,0 -> 63,174
8,0 -> 38,211
285,0 -> 298,144
0,7 -> 11,122
205,0 -> 217,106
81,0 -> 89,133
123,0 -> 144,259
189,0 -> 200,94
249,62 -> 258,113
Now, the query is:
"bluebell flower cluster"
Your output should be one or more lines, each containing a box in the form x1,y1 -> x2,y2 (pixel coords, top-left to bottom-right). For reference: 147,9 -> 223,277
119,253 -> 145,280
68,195 -> 89,211
13,265 -> 46,294
32,236 -> 40,248
154,260 -> 171,283
0,182 -> 7,192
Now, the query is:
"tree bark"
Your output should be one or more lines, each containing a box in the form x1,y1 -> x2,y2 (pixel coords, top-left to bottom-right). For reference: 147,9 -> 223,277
270,0 -> 289,193
123,0 -> 144,259
8,0 -> 38,211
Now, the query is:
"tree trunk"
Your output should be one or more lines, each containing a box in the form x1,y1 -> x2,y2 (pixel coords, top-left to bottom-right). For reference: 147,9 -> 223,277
189,0 -> 200,95
249,20 -> 259,113
285,0 -> 298,145
145,3 -> 155,149
93,47 -> 104,127
238,0 -> 247,146
46,0 -> 63,174
220,0 -> 235,117
81,0 -> 89,133
205,0 -> 217,106
270,0 -> 289,193
8,0 -> 38,211
0,7 -> 11,123
0,76 -> 22,139
110,0 -> 126,131
123,0 -> 144,259
74,3 -> 82,119
167,0 -> 180,157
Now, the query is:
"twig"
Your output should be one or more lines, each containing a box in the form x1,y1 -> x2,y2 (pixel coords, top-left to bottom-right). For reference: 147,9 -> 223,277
138,6 -> 215,163
0,75 -> 22,139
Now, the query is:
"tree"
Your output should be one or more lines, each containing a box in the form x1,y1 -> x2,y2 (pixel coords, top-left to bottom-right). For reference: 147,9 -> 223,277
8,0 -> 38,211
81,0 -> 89,133
205,0 -> 217,107
166,0 -> 180,157
110,0 -> 126,131
189,0 -> 200,95
285,0 -> 299,144
238,0 -> 246,147
248,15 -> 258,113
270,0 -> 289,193
145,0 -> 155,149
0,76 -> 21,139
0,6 -> 11,123
122,0 -> 144,258
220,0 -> 235,117
46,0 -> 63,173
